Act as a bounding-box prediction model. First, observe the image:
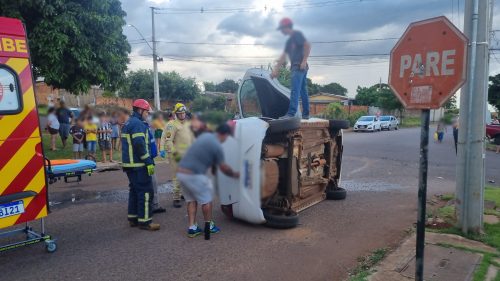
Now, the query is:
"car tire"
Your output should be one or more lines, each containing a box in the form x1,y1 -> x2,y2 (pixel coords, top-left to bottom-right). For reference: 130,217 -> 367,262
329,120 -> 349,130
263,209 -> 299,229
267,117 -> 301,134
326,188 -> 347,200
395,126 -> 399,130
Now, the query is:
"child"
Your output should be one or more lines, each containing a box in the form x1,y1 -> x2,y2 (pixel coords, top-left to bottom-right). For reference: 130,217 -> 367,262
97,112 -> 113,162
110,111 -> 121,151
46,107 -> 60,151
436,120 -> 447,143
84,116 -> 98,159
69,118 -> 85,159
152,112 -> 165,153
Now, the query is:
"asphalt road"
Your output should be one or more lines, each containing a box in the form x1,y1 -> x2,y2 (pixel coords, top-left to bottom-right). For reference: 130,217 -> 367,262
1,126 -> 498,281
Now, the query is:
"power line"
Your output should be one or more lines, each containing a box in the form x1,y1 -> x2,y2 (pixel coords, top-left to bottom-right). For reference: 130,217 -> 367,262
153,0 -> 374,15
128,37 -> 399,46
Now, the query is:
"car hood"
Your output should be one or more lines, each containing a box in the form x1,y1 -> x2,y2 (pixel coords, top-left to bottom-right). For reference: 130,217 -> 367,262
356,121 -> 374,125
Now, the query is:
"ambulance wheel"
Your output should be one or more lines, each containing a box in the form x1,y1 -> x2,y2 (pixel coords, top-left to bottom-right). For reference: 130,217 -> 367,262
326,188 -> 347,200
45,241 -> 57,253
267,117 -> 301,134
263,209 -> 299,229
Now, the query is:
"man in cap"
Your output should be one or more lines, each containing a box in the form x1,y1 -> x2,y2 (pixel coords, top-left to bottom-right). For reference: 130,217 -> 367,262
176,123 -> 239,239
160,103 -> 195,208
121,99 -> 160,231
271,17 -> 312,120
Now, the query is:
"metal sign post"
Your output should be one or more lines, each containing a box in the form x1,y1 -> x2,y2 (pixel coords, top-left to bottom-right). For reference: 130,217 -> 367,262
415,109 -> 430,280
388,17 -> 467,281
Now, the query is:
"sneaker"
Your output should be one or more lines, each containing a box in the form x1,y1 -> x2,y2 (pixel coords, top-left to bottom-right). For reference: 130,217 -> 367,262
279,115 -> 294,119
153,207 -> 166,214
139,223 -> 160,231
209,221 -> 220,234
173,200 -> 182,208
302,116 -> 310,120
187,226 -> 202,238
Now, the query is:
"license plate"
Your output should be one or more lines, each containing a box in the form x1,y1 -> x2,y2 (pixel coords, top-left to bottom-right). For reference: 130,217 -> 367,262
0,201 -> 25,219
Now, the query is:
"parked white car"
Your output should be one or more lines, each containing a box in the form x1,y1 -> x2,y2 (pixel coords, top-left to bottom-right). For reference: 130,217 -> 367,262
379,115 -> 399,131
353,116 -> 381,132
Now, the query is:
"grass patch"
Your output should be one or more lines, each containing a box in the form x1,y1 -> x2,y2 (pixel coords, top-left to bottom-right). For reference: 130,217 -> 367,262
440,193 -> 455,201
430,186 -> 500,250
400,117 -> 421,128
485,187 -> 500,207
348,248 -> 389,281
437,205 -> 455,221
473,253 -> 493,281
42,133 -> 121,162
37,105 -> 48,116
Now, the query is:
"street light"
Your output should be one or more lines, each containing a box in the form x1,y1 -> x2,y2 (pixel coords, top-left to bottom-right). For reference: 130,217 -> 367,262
126,23 -> 161,110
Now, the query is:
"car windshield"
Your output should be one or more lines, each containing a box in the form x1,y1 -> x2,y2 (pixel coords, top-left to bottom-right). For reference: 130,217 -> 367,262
358,116 -> 374,122
380,116 -> 391,121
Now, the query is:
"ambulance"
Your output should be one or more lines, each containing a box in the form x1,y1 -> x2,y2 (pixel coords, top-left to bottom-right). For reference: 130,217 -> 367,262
0,17 -> 56,252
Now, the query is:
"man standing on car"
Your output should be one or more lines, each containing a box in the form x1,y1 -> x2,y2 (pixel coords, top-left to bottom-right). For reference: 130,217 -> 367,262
56,101 -> 74,148
271,17 -> 311,120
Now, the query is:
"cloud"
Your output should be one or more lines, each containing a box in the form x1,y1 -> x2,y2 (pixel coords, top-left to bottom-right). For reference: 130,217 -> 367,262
217,12 -> 276,38
122,0 -> 500,97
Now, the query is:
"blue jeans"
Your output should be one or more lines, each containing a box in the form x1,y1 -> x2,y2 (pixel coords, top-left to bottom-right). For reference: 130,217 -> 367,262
287,69 -> 310,117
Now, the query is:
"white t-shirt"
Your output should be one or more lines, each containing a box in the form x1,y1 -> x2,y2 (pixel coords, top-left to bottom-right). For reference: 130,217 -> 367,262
47,113 -> 60,130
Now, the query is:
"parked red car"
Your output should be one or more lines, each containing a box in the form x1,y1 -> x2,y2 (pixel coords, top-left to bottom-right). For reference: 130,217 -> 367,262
486,123 -> 500,143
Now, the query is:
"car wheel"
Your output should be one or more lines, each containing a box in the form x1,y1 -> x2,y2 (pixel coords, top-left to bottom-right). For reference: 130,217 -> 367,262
267,117 -> 301,134
395,126 -> 399,130
263,209 -> 299,229
329,120 -> 350,130
326,188 -> 347,200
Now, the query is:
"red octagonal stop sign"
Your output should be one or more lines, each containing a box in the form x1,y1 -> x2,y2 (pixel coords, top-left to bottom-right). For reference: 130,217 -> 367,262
389,16 -> 468,109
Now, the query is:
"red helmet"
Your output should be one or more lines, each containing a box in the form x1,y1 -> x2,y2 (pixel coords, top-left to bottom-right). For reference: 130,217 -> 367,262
132,99 -> 151,111
277,17 -> 293,30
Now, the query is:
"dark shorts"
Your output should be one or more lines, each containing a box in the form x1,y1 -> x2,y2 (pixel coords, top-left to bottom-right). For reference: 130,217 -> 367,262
99,140 -> 111,150
48,127 -> 59,135
154,129 -> 163,139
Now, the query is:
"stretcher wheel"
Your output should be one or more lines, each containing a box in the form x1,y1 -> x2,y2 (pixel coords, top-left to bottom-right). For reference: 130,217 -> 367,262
45,240 -> 57,253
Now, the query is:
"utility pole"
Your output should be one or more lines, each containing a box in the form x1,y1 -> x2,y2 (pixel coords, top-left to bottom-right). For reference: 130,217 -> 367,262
151,7 -> 161,111
456,0 -> 491,234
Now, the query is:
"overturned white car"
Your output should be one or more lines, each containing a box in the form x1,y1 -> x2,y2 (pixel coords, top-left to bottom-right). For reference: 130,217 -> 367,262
216,68 -> 348,228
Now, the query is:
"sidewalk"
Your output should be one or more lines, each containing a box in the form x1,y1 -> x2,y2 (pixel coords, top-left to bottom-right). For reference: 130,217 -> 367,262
369,232 -> 499,281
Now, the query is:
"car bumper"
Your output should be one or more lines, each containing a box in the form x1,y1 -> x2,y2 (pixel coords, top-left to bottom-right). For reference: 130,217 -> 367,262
354,127 -> 375,131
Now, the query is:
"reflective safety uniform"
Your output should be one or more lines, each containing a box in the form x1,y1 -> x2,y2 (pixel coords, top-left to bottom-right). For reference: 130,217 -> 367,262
121,112 -> 155,226
160,119 -> 194,200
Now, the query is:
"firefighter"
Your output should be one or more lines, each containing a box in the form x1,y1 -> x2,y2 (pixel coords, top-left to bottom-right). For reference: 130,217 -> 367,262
122,99 -> 160,231
159,103 -> 195,208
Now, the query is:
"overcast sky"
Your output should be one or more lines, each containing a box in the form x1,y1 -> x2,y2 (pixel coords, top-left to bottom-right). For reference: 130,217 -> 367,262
121,0 -> 500,98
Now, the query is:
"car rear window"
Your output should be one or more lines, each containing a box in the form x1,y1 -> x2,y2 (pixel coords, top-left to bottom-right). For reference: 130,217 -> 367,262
0,66 -> 22,115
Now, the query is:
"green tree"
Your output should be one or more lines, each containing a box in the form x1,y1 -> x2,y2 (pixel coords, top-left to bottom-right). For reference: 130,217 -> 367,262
203,81 -> 216,92
376,84 -> 403,112
0,0 -> 130,94
120,70 -> 200,101
443,96 -> 457,109
354,86 -> 379,106
191,96 -> 212,112
319,83 -> 347,96
277,66 -> 320,95
489,74 -> 500,112
215,79 -> 239,93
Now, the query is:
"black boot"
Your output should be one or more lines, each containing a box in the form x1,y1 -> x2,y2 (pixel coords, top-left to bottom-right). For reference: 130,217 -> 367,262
153,207 -> 166,214
173,200 -> 182,208
204,221 -> 210,240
